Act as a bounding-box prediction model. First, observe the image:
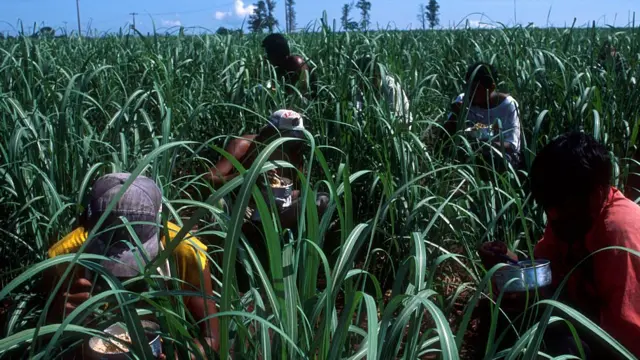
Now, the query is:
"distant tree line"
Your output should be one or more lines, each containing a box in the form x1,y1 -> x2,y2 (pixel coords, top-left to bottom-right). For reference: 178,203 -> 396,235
248,0 -> 296,34
340,1 -> 372,31
417,0 -> 440,30
8,0 -> 439,38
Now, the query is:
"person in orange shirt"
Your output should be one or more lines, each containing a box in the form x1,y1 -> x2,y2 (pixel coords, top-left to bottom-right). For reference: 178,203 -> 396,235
46,173 -> 219,357
480,131 -> 640,358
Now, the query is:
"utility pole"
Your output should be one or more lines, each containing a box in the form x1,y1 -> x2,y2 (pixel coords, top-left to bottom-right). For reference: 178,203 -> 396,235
129,12 -> 139,31
76,0 -> 82,36
284,6 -> 289,32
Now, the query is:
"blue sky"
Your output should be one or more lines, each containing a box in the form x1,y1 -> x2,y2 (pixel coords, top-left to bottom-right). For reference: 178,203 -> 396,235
1,0 -> 638,34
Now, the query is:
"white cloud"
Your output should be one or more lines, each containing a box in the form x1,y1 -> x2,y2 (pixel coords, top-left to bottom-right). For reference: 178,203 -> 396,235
162,19 -> 182,27
234,0 -> 255,17
215,11 -> 231,20
213,0 -> 254,21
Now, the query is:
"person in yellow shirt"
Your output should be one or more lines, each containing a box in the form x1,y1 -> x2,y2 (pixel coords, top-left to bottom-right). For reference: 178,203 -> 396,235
46,173 -> 219,354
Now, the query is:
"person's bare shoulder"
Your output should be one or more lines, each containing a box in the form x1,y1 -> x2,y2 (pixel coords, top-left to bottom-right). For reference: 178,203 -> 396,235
240,134 -> 258,142
498,93 -> 519,111
497,92 -> 511,102
289,55 -> 309,70
226,134 -> 257,157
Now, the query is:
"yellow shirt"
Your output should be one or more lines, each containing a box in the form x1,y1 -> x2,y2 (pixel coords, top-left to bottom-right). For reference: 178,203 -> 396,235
48,221 -> 209,290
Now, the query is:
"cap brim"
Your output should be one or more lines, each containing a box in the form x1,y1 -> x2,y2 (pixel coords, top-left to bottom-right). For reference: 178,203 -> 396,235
260,124 -> 305,138
97,233 -> 161,278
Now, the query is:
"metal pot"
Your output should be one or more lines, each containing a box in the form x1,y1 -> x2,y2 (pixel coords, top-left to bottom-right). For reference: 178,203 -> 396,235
271,182 -> 293,201
264,176 -> 293,207
493,259 -> 552,293
464,126 -> 494,141
86,320 -> 162,359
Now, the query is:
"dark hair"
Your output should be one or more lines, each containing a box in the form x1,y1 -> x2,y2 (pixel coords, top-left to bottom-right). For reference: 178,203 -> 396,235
354,56 -> 382,80
465,62 -> 498,88
599,40 -> 615,61
262,33 -> 290,58
355,56 -> 374,72
530,131 -> 612,209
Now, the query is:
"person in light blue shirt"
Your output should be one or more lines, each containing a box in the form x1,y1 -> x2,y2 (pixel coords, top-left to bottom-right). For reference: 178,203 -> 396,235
445,62 -> 522,170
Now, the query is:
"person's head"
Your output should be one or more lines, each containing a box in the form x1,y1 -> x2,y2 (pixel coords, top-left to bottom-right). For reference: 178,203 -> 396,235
82,173 -> 163,278
599,41 -> 617,63
465,62 -> 498,106
258,109 -> 306,155
530,131 -> 612,243
262,33 -> 290,67
354,56 -> 382,89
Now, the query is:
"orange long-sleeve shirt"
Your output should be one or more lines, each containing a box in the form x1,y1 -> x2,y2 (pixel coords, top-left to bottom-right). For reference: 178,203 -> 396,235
534,188 -> 640,356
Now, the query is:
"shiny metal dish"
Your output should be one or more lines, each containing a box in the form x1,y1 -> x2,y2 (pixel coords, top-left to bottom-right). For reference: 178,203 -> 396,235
464,126 -> 494,141
493,259 -> 552,293
87,320 -> 161,360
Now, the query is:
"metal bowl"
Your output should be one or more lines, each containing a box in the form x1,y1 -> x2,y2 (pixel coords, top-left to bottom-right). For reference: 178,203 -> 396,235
271,182 -> 293,200
464,126 -> 493,141
493,259 -> 552,293
86,320 -> 162,360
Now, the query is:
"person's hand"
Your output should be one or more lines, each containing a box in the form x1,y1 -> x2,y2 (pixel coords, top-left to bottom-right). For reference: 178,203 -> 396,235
158,352 -> 177,360
450,101 -> 462,116
266,169 -> 278,179
244,206 -> 254,220
478,241 -> 517,269
201,337 -> 219,353
189,337 -> 218,359
53,277 -> 92,319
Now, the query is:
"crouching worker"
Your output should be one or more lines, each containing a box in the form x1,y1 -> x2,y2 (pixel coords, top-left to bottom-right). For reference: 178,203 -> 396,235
444,62 -> 522,175
207,110 -> 333,291
207,109 -> 330,231
46,173 -> 220,355
478,132 -> 640,358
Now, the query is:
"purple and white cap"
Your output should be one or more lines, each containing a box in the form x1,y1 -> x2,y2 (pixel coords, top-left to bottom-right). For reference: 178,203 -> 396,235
84,173 -> 162,278
266,109 -> 305,132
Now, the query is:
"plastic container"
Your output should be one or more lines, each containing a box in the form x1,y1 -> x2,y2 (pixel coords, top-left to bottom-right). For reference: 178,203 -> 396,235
493,259 -> 552,293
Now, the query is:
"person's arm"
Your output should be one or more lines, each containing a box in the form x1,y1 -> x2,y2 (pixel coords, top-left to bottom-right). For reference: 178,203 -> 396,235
478,227 -> 559,310
492,141 -> 514,151
208,169 -> 240,188
384,78 -> 412,130
48,277 -> 93,323
169,232 -> 220,353
44,228 -> 92,323
206,137 -> 252,188
493,99 -> 521,151
184,264 -> 220,353
591,227 -> 640,356
533,226 -> 568,293
291,56 -> 310,89
478,241 -> 518,269
443,95 -> 465,136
